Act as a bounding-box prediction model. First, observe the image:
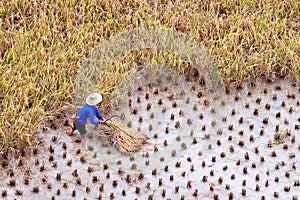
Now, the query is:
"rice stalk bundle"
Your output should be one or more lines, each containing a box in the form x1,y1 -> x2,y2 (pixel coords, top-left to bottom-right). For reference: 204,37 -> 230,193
102,121 -> 149,154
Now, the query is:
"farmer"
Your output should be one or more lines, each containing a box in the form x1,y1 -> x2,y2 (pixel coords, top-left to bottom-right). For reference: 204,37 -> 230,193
67,92 -> 106,136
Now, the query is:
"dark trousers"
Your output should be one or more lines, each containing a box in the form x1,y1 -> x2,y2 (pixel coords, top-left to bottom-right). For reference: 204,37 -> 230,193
73,121 -> 86,135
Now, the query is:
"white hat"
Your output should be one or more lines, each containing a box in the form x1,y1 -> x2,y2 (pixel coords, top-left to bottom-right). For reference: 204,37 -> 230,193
86,93 -> 102,106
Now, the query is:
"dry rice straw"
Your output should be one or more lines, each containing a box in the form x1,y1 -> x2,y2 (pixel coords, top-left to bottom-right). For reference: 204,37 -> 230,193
101,121 -> 149,154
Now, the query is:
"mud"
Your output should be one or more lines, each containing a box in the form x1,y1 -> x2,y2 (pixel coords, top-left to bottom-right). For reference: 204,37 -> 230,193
1,78 -> 300,199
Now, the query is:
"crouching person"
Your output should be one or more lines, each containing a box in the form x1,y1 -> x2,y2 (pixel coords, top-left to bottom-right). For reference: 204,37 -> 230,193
67,93 -> 106,136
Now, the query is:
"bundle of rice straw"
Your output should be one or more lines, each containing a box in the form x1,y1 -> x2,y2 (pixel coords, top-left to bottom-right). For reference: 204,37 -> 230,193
102,121 -> 149,154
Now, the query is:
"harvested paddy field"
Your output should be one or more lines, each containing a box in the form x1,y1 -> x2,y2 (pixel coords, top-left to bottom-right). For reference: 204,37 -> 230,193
1,0 -> 300,199
1,76 -> 300,199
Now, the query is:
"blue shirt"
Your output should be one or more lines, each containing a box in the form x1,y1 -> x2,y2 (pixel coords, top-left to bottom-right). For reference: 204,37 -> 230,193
76,104 -> 103,125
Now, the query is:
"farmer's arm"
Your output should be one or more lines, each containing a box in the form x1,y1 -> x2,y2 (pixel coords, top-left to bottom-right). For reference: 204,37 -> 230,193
88,108 -> 101,125
94,107 -> 105,120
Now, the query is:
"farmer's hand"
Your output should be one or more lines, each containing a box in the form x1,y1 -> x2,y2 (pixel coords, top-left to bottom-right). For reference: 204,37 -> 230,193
100,119 -> 107,124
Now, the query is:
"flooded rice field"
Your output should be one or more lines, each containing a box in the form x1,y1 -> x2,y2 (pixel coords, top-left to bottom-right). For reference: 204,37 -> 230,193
1,76 -> 300,200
